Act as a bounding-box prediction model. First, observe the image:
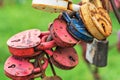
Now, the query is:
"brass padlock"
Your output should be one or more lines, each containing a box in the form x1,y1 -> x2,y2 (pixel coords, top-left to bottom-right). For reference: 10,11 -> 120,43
86,39 -> 108,67
79,0 -> 112,40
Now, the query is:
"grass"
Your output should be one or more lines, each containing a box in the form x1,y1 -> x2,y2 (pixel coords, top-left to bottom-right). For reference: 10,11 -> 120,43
0,0 -> 120,80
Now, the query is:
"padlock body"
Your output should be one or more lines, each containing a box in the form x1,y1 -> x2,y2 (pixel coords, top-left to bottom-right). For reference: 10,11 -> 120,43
32,0 -> 69,13
4,56 -> 34,79
50,18 -> 77,47
51,47 -> 79,70
62,12 -> 93,42
86,39 -> 108,67
7,29 -> 41,57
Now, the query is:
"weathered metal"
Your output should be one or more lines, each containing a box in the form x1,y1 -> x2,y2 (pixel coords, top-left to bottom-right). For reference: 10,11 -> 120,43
49,47 -> 79,70
86,39 -> 108,67
7,29 -> 50,57
50,18 -> 78,47
4,56 -> 48,80
80,0 -> 112,40
62,11 -> 93,43
32,0 -> 69,13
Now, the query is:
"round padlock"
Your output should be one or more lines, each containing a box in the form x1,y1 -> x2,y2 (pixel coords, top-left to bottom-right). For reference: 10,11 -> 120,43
32,0 -> 69,13
50,18 -> 78,47
46,47 -> 79,70
62,11 -> 93,43
79,2 -> 112,40
42,76 -> 62,80
7,29 -> 50,57
4,56 -> 48,80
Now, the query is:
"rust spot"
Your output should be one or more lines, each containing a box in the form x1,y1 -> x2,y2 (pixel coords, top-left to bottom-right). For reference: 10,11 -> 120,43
15,72 -> 19,76
69,40 -> 72,42
59,26 -> 63,29
64,35 -> 67,37
42,7 -> 46,9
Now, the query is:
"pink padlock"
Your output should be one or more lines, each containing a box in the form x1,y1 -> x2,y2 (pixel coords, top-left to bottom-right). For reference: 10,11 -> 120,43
45,47 -> 79,70
4,56 -> 48,80
36,18 -> 78,51
50,18 -> 78,47
7,29 -> 50,57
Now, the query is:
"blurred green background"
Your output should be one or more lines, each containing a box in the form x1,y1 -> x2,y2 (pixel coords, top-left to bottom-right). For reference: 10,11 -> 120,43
0,0 -> 120,80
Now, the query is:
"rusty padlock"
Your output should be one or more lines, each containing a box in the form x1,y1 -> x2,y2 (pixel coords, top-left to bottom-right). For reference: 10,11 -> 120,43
50,18 -> 78,47
32,0 -> 70,13
62,11 -> 93,43
32,0 -> 81,13
79,0 -> 112,40
7,29 -> 51,57
4,56 -> 48,80
86,39 -> 108,67
44,46 -> 79,70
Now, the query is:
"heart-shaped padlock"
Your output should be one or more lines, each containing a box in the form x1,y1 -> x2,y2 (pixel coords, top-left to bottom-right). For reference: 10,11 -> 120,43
45,47 -> 79,70
7,29 -> 50,57
86,39 -> 108,67
4,56 -> 48,80
62,11 -> 93,43
79,1 -> 112,40
50,18 -> 78,47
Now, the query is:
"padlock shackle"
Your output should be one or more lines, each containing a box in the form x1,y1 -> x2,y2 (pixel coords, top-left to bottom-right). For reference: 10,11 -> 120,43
93,0 -> 103,8
33,58 -> 48,73
62,12 -> 71,23
35,35 -> 57,50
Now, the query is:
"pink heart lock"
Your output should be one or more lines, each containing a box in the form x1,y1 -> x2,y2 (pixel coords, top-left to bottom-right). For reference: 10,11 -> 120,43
4,56 -> 48,80
45,46 -> 79,70
50,18 -> 78,47
7,29 -> 50,58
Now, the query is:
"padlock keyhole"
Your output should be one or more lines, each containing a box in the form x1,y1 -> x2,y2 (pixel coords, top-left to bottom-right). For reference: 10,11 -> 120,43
102,23 -> 106,32
11,39 -> 20,42
69,56 -> 75,62
8,64 -> 16,68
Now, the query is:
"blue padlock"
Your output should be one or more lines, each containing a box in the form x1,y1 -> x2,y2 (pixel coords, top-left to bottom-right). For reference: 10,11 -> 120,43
62,12 -> 93,43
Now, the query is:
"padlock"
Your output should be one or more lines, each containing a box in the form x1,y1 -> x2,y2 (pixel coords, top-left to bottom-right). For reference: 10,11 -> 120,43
79,0 -> 112,40
32,0 -> 81,13
50,18 -> 78,47
32,0 -> 69,13
4,56 -> 48,80
86,39 -> 108,67
42,76 -> 62,80
7,29 -> 50,57
62,11 -> 93,43
45,46 -> 79,70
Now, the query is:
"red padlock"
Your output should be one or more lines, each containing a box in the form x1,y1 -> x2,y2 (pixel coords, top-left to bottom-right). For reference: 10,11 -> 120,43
36,18 -> 78,51
4,56 -> 48,80
45,47 -> 79,70
50,18 -> 78,47
7,29 -> 50,57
